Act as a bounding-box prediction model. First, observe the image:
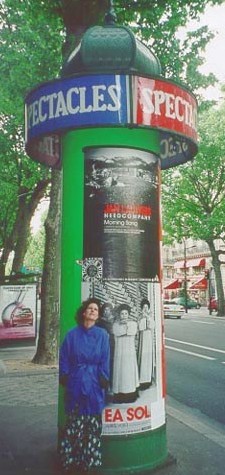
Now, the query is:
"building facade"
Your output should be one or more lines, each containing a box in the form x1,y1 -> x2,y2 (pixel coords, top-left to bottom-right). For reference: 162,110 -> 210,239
162,240 -> 219,306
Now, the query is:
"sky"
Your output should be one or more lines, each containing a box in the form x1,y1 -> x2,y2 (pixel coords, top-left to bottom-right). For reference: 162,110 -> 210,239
31,199 -> 49,234
200,3 -> 225,80
177,2 -> 225,101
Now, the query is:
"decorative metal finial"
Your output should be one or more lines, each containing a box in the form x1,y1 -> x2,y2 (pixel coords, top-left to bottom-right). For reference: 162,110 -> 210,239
105,0 -> 117,25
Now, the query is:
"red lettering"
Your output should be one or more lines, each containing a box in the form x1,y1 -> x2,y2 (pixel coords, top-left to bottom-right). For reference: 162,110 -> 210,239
104,408 -> 113,422
104,408 -> 124,423
126,407 -> 134,421
126,405 -> 151,422
104,204 -> 151,216
135,406 -> 145,420
113,409 -> 123,422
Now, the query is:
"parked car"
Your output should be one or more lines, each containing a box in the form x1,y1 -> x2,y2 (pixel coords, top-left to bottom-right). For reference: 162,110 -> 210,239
171,297 -> 201,309
163,300 -> 185,319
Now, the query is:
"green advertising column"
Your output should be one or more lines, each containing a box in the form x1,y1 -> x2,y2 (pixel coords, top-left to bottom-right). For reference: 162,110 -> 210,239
60,126 -> 166,473
25,14 -> 198,475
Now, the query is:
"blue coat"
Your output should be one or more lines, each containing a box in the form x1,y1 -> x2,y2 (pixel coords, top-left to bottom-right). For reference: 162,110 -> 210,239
59,324 -> 110,415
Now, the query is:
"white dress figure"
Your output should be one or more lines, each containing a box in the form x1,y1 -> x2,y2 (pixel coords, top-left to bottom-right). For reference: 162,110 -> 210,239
112,304 -> 139,403
138,298 -> 155,390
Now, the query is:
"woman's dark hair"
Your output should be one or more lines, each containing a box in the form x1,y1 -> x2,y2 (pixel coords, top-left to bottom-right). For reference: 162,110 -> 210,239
140,298 -> 150,310
76,298 -> 101,324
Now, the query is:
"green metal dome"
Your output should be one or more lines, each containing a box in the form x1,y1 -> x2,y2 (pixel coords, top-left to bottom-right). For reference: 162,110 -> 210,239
62,24 -> 161,77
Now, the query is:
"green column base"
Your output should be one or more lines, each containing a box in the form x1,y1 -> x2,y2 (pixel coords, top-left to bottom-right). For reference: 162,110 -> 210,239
101,424 -> 168,474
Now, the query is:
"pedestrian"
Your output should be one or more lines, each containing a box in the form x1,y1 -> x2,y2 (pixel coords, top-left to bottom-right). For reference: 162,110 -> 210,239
59,298 -> 110,473
112,303 -> 139,403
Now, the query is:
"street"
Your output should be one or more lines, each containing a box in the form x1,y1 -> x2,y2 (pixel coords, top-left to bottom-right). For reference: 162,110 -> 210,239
165,307 -> 225,425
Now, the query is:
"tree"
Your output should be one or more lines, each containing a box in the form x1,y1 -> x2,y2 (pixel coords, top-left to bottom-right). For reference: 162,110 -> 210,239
1,0 -> 224,363
0,0 -> 63,364
33,169 -> 61,364
0,116 -> 50,277
0,0 -> 63,277
162,103 -> 225,316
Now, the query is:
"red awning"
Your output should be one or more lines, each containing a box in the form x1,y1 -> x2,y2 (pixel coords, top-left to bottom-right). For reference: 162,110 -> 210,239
189,277 -> 208,290
164,279 -> 181,290
174,258 -> 206,269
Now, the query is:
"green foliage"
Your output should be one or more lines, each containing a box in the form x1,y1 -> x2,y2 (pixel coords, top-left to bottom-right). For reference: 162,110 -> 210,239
0,0 -> 63,113
0,0 -> 63,264
162,102 -> 225,245
0,114 -> 49,250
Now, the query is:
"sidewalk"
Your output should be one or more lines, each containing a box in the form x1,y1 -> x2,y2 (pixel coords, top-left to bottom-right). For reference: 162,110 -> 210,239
1,348 -> 225,475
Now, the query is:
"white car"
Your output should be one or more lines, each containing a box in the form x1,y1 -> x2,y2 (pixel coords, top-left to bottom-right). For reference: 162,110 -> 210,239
163,300 -> 185,319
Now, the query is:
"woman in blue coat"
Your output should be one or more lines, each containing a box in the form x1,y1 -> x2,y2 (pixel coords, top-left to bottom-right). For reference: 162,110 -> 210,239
59,298 -> 110,472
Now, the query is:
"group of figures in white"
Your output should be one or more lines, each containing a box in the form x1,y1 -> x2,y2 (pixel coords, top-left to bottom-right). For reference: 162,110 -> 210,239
99,298 -> 156,404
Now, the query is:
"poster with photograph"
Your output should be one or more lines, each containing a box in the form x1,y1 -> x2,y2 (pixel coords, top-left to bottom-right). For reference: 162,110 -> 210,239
81,277 -> 165,436
0,284 -> 37,341
83,147 -> 160,280
82,146 -> 164,435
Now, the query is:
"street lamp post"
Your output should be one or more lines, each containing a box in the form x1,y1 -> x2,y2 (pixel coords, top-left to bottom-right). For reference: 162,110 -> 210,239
208,267 -> 214,315
183,241 -> 196,313
183,240 -> 188,313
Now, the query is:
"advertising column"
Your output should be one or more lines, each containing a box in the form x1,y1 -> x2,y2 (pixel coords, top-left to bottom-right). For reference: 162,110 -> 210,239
60,124 -> 166,473
25,70 -> 197,474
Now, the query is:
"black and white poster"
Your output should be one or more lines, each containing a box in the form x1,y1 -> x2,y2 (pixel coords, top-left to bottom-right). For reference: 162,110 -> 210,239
81,278 -> 165,435
83,147 -> 160,280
